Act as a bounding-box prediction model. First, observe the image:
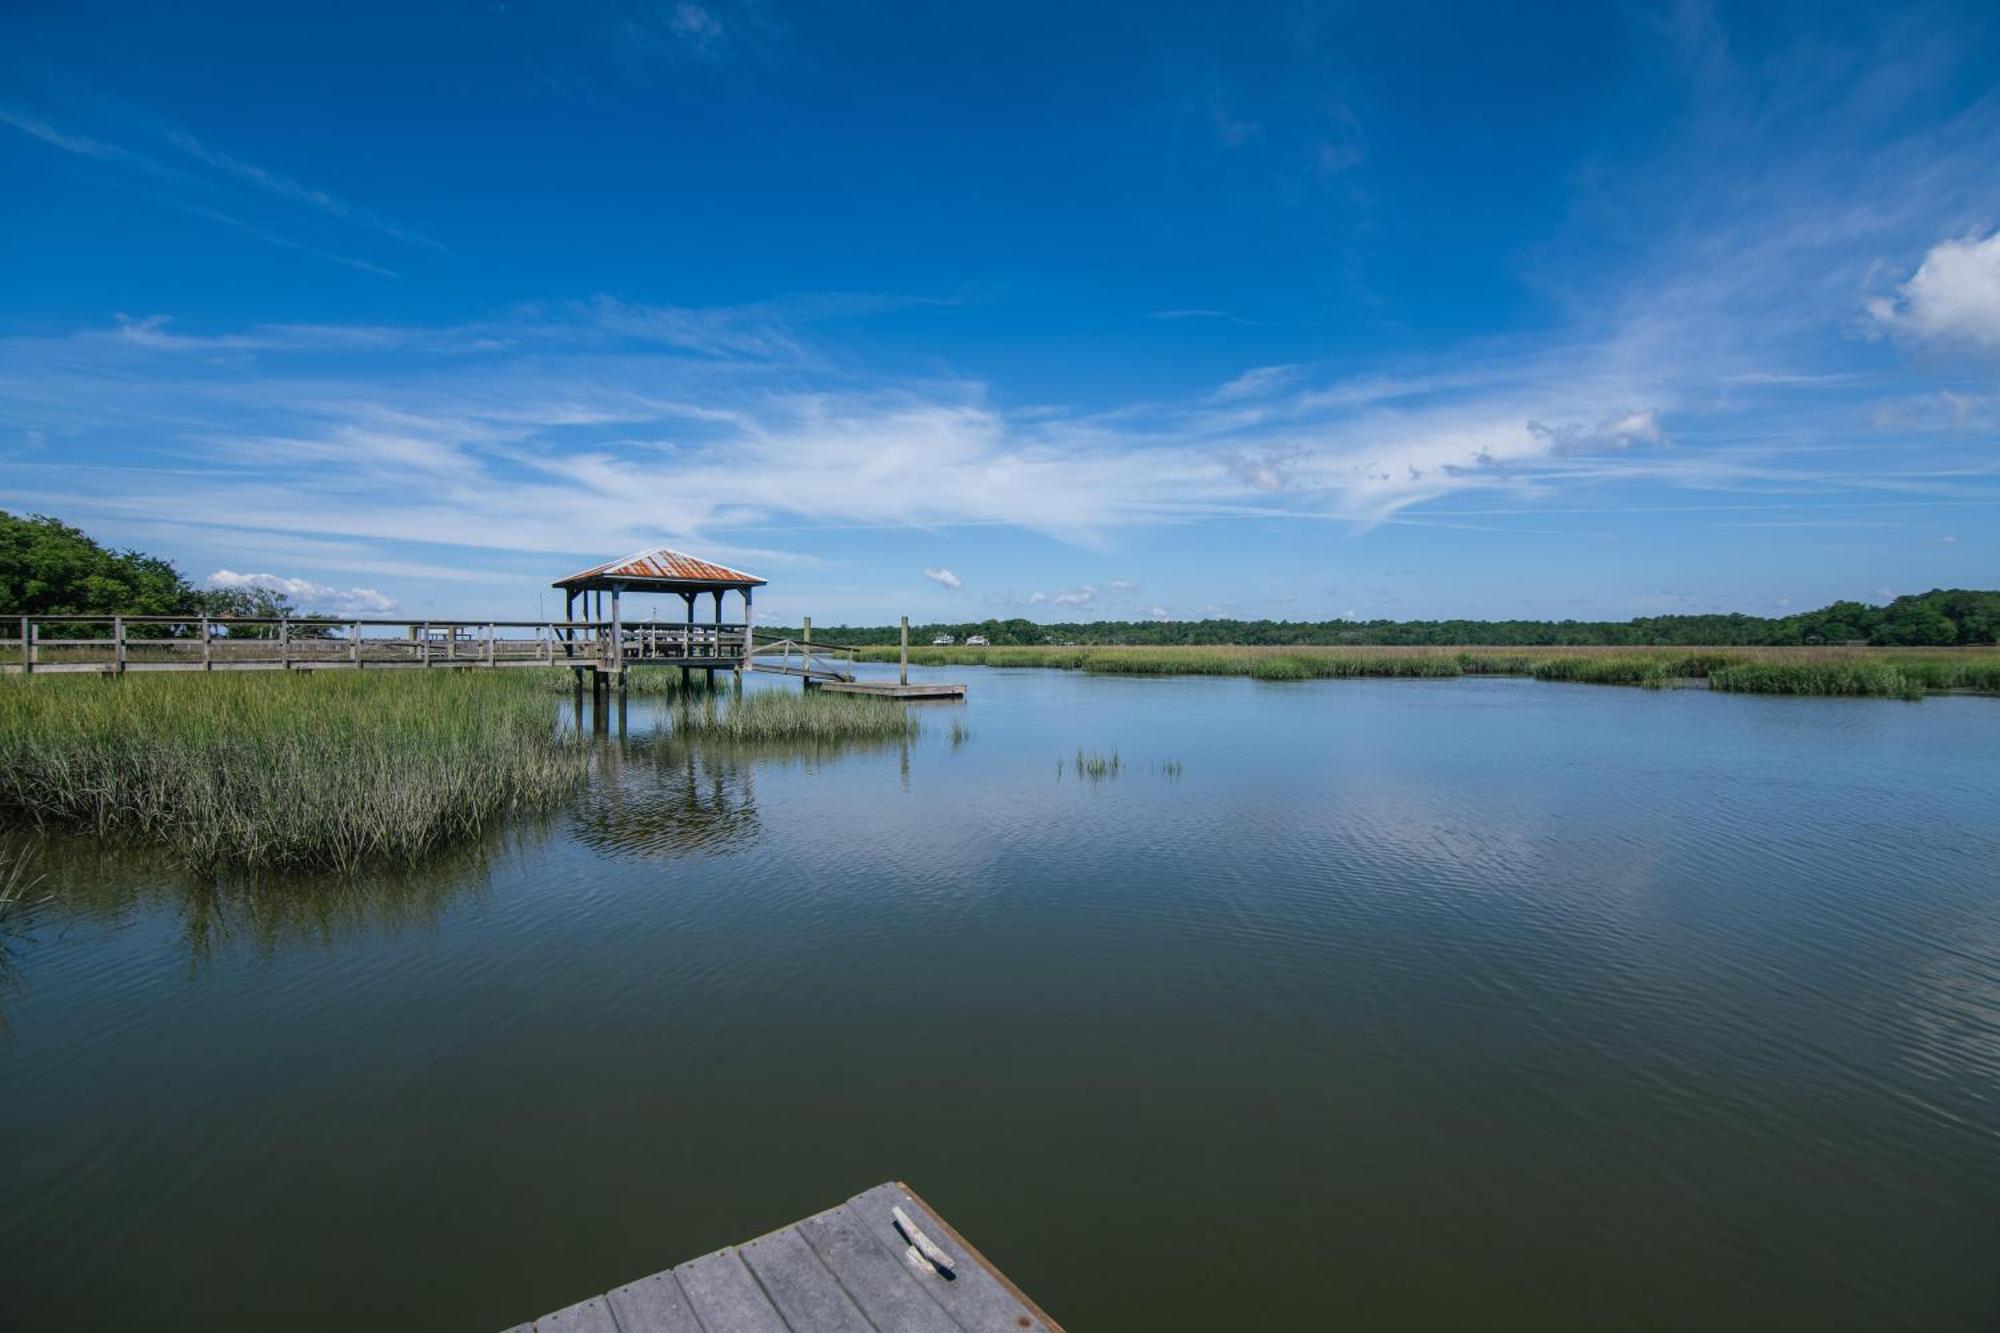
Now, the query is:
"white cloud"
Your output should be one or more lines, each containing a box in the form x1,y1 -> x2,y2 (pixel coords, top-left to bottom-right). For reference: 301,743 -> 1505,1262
922,566 -> 962,589
1210,364 -> 1301,402
1051,586 -> 1096,606
1026,591 -> 1048,605
1143,605 -> 1171,620
1526,409 -> 1667,456
1107,579 -> 1138,593
207,570 -> 396,615
1869,230 -> 2000,348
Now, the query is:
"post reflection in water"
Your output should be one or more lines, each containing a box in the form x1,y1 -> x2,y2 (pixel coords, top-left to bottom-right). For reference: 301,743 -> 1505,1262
569,744 -> 762,860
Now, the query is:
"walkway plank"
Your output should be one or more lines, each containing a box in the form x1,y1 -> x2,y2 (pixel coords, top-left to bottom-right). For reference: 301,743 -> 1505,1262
534,1295 -> 619,1332
797,1204 -> 960,1333
605,1272 -> 703,1333
675,1249 -> 791,1333
738,1224 -> 877,1333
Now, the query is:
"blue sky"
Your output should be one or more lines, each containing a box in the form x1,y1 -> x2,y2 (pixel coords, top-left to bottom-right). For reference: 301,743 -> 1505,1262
2,1 -> 1996,626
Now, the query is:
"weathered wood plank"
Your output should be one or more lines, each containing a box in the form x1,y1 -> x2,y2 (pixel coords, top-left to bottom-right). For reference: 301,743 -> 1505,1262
533,1294 -> 619,1332
673,1248 -> 790,1333
847,1184 -> 1060,1333
738,1224 -> 878,1333
798,1204 -> 962,1333
501,1183 -> 1056,1333
604,1271 -> 703,1333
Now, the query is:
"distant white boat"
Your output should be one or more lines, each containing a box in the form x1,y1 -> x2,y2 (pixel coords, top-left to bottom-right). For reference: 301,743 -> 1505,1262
932,634 -> 955,645
965,634 -> 990,646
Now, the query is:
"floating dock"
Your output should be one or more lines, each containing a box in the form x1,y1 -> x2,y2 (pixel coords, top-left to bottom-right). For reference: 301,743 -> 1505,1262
503,1181 -> 1060,1332
811,680 -> 967,700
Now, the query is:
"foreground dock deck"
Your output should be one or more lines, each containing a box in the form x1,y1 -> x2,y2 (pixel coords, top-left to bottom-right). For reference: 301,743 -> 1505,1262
504,1182 -> 1059,1333
812,680 -> 967,699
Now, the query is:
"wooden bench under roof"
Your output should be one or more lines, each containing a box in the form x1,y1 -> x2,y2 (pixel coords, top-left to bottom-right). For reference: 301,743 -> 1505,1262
503,1182 -> 1062,1333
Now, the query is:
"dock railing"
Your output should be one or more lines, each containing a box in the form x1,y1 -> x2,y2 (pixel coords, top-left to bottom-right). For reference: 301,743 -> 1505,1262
749,630 -> 859,681
1,615 -> 626,675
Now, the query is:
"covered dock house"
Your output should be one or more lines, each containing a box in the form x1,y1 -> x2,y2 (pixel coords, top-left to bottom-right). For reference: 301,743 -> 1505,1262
554,545 -> 766,686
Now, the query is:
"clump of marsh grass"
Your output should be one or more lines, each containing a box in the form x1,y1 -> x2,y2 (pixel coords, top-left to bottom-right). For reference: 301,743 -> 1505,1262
1156,758 -> 1183,778
1708,663 -> 1924,700
532,668 -> 723,696
1530,655 -> 1678,687
948,718 -> 970,746
0,843 -> 49,939
1059,748 -> 1122,780
1883,656 -> 2000,693
0,672 -> 590,870
670,689 -> 918,743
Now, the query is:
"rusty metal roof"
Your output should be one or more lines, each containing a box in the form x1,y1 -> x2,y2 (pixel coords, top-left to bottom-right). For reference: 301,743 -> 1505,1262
553,545 -> 767,589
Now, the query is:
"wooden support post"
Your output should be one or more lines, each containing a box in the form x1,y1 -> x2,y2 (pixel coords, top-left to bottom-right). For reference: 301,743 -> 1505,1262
900,615 -> 909,686
800,612 -> 810,690
420,622 -> 431,667
684,591 -> 695,658
610,584 -> 622,680
350,622 -> 361,669
712,589 -> 723,657
279,617 -> 290,670
25,620 -> 36,674
741,586 -> 755,676
19,616 -> 30,675
487,623 -> 497,668
202,617 -> 213,671
114,616 -> 126,673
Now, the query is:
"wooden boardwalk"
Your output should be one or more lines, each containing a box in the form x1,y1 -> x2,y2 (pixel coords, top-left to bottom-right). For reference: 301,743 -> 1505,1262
504,1183 -> 1059,1333
813,681 -> 967,700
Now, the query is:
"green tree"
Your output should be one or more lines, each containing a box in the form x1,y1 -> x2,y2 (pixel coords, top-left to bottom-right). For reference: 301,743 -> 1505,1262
0,511 -> 197,616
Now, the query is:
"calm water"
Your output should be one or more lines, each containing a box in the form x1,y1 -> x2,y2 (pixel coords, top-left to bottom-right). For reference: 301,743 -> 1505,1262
2,668 -> 1998,1331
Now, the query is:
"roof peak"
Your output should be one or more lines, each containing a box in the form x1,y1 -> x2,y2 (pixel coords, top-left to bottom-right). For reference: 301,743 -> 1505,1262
554,544 -> 767,589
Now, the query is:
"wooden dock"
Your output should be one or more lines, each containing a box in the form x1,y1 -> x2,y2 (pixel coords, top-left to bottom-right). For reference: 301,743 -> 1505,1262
503,1182 -> 1060,1333
812,680 -> 966,700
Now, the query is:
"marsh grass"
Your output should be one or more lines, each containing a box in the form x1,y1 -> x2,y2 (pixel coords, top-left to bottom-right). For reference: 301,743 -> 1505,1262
866,642 -> 2000,698
1060,748 -> 1122,780
0,672 -> 589,870
532,668 -> 723,696
0,842 -> 48,938
669,689 -> 918,744
1709,663 -> 1925,700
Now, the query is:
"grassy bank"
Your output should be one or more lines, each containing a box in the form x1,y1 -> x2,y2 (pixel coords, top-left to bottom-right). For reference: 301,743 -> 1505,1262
857,643 -> 2000,697
0,672 -> 590,869
669,689 -> 919,743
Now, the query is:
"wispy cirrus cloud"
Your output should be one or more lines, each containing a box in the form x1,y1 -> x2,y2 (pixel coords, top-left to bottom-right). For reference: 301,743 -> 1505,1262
2,97 -> 434,273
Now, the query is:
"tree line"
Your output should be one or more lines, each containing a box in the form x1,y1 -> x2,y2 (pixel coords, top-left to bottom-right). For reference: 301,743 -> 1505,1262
6,510 -> 1993,647
780,590 -> 2000,649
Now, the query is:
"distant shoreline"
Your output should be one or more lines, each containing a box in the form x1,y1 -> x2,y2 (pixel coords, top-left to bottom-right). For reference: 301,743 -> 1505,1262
855,643 -> 2000,699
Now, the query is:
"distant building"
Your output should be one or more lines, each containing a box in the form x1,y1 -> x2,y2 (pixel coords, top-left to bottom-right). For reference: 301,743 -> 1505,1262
965,634 -> 990,646
932,634 -> 955,645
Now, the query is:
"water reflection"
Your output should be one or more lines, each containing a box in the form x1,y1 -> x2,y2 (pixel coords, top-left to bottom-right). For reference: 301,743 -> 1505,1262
570,745 -> 762,859
5,822 -> 555,968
